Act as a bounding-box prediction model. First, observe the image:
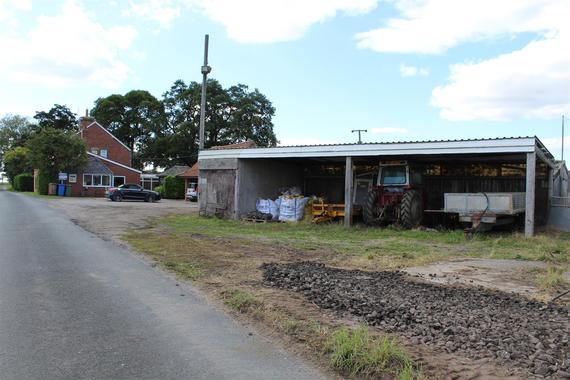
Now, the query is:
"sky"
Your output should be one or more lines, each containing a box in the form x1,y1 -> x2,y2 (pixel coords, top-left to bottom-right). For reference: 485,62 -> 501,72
0,0 -> 569,159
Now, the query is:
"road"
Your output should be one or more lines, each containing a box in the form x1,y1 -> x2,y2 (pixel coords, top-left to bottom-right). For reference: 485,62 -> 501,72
0,190 -> 325,380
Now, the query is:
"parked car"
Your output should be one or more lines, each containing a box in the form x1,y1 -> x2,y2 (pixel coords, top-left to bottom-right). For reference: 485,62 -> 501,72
186,187 -> 198,202
107,183 -> 161,202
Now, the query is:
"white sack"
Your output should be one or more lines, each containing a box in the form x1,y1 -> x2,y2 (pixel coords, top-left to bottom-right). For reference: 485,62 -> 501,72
278,197 -> 309,222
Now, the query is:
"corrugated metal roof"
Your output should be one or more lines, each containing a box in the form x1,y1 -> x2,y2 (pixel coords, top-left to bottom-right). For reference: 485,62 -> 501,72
210,140 -> 257,150
199,136 -> 555,165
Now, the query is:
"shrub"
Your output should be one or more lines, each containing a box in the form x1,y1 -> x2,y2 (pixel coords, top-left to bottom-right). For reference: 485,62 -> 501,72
37,170 -> 53,195
154,185 -> 165,197
163,175 -> 185,199
13,173 -> 34,192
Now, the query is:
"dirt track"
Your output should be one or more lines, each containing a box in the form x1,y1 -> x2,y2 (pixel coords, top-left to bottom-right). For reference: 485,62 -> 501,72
263,262 -> 570,378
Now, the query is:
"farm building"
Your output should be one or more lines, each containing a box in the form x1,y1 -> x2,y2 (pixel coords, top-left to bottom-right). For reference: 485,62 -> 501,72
197,136 -> 568,236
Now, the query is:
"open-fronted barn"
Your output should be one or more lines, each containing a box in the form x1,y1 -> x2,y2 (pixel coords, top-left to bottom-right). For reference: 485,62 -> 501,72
197,137 -> 562,236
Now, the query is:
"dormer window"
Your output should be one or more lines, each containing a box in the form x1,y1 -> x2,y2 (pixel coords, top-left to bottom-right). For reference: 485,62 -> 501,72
100,149 -> 108,158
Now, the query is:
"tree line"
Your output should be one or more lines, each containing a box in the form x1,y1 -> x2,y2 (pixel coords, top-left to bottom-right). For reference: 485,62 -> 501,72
0,78 -> 277,182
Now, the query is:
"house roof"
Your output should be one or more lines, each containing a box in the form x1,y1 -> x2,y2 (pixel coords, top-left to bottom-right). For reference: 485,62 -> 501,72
86,152 -> 142,174
177,163 -> 199,178
198,136 -> 556,168
157,165 -> 191,177
85,155 -> 113,175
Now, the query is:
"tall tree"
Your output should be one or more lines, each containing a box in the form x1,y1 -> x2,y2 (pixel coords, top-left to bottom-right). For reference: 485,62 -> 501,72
33,104 -> 77,131
26,129 -> 87,179
0,115 -> 35,169
91,90 -> 165,169
3,147 -> 30,184
159,79 -> 277,167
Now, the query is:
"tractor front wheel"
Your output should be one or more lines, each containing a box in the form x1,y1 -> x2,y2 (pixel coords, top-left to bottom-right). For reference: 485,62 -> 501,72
363,188 -> 381,226
400,190 -> 423,229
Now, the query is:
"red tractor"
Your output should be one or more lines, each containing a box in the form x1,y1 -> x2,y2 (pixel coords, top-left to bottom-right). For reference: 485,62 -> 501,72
363,161 -> 424,228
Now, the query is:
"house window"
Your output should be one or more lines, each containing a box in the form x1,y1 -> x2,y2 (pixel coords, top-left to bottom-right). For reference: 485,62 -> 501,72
83,174 -> 111,187
91,148 -> 98,155
113,176 -> 125,187
100,149 -> 108,158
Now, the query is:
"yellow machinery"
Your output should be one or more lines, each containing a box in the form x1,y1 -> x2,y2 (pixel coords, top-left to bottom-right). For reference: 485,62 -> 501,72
312,201 -> 361,223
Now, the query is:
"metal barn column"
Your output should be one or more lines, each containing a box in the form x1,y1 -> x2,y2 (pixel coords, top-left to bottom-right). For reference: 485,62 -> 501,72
344,156 -> 354,227
525,152 -> 536,237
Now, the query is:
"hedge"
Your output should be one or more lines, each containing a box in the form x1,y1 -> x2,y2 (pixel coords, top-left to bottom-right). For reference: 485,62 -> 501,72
37,170 -> 53,195
163,176 -> 185,199
154,185 -> 165,198
13,173 -> 34,192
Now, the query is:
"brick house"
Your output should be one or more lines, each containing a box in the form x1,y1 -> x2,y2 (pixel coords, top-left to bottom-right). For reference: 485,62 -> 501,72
65,116 -> 141,196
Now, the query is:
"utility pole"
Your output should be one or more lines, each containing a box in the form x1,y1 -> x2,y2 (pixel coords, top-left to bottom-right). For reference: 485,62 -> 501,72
562,115 -> 565,161
351,129 -> 367,144
199,34 -> 211,150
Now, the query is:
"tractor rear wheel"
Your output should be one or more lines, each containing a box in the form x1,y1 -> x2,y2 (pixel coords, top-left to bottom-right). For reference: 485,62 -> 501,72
363,188 -> 381,225
400,190 -> 423,229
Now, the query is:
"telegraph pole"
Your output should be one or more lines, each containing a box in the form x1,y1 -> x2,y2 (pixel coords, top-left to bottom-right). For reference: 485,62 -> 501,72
199,34 -> 211,150
351,129 -> 367,144
562,115 -> 565,161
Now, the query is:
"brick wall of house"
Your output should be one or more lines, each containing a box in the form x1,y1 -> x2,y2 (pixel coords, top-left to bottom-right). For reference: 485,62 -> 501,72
79,117 -> 132,167
67,163 -> 140,197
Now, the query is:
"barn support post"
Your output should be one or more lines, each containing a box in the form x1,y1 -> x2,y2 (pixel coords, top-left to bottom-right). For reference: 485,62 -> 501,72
344,156 -> 354,227
525,152 -> 536,237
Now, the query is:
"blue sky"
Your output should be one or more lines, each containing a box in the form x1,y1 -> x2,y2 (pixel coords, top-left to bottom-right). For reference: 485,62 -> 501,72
0,0 -> 568,158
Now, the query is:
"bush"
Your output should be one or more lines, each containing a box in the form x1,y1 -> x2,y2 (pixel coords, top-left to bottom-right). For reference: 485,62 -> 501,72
163,176 -> 185,199
154,185 -> 165,197
13,173 -> 34,192
37,170 -> 53,195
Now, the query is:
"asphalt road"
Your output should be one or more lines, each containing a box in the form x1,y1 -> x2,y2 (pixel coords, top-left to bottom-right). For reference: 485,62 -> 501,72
0,190 -> 325,380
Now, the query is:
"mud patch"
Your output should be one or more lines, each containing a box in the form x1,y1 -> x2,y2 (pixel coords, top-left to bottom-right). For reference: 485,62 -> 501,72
263,262 -> 570,378
404,259 -> 570,298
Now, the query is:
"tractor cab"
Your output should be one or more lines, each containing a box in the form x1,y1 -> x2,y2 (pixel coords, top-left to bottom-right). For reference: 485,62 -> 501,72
364,160 -> 424,228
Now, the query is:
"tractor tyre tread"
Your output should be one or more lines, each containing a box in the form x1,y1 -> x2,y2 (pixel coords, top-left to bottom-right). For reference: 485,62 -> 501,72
401,189 -> 423,229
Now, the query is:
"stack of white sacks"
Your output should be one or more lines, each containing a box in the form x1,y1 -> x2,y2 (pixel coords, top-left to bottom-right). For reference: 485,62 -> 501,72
255,186 -> 309,222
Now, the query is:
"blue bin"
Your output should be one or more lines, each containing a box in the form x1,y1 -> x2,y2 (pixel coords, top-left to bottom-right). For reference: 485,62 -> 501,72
57,184 -> 65,197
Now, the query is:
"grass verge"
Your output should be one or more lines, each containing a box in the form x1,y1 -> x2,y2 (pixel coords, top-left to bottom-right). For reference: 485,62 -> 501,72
327,326 -> 420,379
536,266 -> 567,290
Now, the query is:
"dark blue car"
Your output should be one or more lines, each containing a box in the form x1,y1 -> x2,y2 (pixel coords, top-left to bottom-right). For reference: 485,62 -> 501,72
106,184 -> 161,202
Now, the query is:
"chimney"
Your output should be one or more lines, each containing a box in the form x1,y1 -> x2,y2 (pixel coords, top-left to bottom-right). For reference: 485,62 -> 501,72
79,109 -> 95,134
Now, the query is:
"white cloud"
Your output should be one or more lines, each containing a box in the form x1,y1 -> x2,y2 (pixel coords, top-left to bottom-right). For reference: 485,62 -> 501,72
0,1 -> 137,88
356,0 -> 570,121
196,0 -> 379,43
431,32 -> 570,121
399,64 -> 428,77
0,0 -> 31,30
371,127 -> 408,134
127,0 -> 379,42
355,0 -> 566,54
124,0 -> 181,29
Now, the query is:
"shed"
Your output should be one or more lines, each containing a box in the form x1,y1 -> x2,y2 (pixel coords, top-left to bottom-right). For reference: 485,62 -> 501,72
197,136 -> 558,237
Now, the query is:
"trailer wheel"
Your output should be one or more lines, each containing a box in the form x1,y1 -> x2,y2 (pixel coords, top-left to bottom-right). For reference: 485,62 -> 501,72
401,190 -> 423,229
363,188 -> 381,226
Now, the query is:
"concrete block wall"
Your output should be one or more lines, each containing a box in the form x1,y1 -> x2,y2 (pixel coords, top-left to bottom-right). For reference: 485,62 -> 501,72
235,159 -> 304,218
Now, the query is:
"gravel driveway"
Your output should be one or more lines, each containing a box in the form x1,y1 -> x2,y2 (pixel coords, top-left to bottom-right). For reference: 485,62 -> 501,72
49,197 -> 197,245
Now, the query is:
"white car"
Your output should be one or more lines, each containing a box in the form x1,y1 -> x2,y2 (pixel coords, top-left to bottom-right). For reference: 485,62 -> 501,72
186,187 -> 198,202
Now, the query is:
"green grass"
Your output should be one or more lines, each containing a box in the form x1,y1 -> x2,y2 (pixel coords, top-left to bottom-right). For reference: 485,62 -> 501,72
163,261 -> 201,280
222,289 -> 261,312
326,325 -> 420,379
157,214 -> 570,267
536,266 -> 567,290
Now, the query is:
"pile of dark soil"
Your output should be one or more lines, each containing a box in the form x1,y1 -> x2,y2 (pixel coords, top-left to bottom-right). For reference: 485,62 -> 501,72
262,262 -> 570,378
